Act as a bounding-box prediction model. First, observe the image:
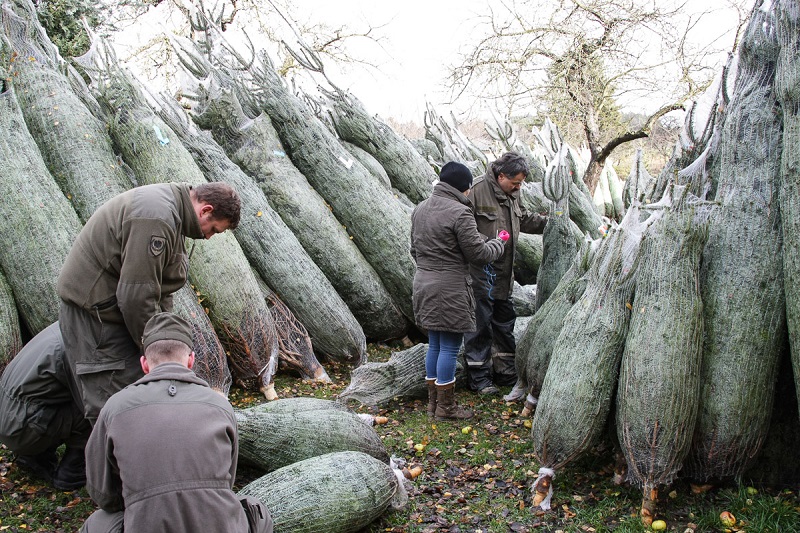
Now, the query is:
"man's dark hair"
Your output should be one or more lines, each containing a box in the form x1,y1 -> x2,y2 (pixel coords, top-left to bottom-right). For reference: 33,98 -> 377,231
491,152 -> 529,180
193,183 -> 241,229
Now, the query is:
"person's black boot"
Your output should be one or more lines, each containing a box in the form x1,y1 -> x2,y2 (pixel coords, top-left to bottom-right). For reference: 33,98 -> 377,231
52,445 -> 87,490
15,446 -> 59,481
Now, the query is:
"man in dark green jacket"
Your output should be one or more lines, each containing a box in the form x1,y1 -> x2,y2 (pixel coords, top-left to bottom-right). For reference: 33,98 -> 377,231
0,323 -> 90,486
56,182 -> 240,489
465,152 -> 547,394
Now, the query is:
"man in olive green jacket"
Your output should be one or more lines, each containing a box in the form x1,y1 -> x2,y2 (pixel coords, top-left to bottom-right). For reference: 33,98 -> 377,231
56,181 -> 240,489
465,152 -> 547,394
80,312 -> 272,533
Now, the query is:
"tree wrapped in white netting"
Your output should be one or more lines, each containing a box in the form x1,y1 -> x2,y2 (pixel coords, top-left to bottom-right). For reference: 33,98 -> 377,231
235,405 -> 389,472
72,37 -> 281,399
155,89 -> 371,369
323,87 -> 437,204
535,144 -> 583,311
510,238 -> 596,407
0,78 -> 82,335
0,2 -> 132,219
688,2 -> 786,480
238,451 -> 407,533
615,185 -> 712,525
775,0 -> 800,416
530,203 -> 654,509
0,268 -> 22,372
624,148 -> 656,207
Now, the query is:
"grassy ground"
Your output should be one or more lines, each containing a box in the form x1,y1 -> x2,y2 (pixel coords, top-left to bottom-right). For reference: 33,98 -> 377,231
1,341 -> 798,532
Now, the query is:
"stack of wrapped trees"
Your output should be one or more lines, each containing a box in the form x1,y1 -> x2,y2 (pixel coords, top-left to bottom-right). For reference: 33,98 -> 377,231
234,398 -> 407,532
519,0 -> 800,523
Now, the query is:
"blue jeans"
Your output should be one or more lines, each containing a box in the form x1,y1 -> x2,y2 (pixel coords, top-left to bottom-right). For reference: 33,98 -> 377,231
425,330 -> 463,385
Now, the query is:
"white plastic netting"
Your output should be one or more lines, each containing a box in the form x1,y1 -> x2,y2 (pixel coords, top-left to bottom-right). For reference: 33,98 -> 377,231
688,2 -> 787,480
238,451 -> 407,533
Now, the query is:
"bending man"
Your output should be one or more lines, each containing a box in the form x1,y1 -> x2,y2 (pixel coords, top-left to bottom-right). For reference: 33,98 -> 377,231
55,182 -> 240,488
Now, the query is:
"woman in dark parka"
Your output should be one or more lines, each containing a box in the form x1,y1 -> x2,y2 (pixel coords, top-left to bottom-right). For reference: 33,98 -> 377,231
410,162 -> 506,420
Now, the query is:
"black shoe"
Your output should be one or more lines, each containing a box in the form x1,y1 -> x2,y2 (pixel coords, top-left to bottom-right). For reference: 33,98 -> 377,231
52,446 -> 87,490
15,448 -> 58,481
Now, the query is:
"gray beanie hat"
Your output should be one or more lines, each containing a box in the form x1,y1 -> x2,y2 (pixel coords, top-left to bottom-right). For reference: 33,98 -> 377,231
142,312 -> 193,352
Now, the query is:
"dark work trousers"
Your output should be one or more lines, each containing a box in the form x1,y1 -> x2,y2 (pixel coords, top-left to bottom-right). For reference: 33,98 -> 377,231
463,289 -> 517,391
59,301 -> 143,425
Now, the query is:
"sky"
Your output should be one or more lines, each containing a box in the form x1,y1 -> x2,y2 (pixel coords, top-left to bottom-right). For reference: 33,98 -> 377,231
110,0 -> 751,124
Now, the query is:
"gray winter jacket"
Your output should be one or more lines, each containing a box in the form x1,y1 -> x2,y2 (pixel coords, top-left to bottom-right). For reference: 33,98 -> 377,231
410,182 -> 504,332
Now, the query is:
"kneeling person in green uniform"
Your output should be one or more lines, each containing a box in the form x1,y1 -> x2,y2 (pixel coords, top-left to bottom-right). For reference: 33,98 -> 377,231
0,322 -> 91,489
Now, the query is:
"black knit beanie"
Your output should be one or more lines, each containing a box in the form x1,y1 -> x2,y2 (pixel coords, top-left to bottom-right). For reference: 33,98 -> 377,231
438,161 -> 473,192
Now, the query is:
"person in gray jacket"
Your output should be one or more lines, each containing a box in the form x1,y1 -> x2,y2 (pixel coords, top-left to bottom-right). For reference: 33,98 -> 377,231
56,182 -> 240,489
464,152 -> 547,395
80,312 -> 272,533
0,322 -> 90,486
411,162 -> 506,420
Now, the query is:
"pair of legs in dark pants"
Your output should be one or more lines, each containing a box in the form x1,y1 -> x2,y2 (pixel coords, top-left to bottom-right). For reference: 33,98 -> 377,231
463,293 -> 517,391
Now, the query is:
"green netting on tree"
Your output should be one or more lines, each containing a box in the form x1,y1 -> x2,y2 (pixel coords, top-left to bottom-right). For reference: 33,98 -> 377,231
624,149 -> 656,207
688,4 -> 786,480
241,397 -> 351,416
341,140 -> 393,191
0,268 -> 22,373
252,271 -> 330,382
324,88 -> 436,204
238,451 -> 407,533
513,233 -> 543,286
409,138 -> 443,168
535,144 -> 581,311
223,46 -> 416,320
338,343 -> 469,407
72,38 -> 279,399
615,185 -> 712,521
531,203 -> 652,479
0,83 -> 81,335
512,239 -> 595,406
234,407 -> 389,472
776,0 -> 800,417
170,283 -> 232,395
176,70 -> 403,345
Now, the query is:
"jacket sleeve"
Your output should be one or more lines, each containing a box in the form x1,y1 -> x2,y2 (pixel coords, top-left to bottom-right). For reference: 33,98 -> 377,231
85,411 -> 124,512
454,210 -> 504,266
117,218 -> 176,348
519,204 -> 548,234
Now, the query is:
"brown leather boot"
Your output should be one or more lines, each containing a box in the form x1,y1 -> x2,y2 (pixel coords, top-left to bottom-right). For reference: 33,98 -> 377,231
426,379 -> 437,418
434,382 -> 473,420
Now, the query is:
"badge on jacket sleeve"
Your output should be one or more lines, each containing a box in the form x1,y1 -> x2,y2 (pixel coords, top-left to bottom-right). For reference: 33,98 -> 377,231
150,236 -> 166,257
